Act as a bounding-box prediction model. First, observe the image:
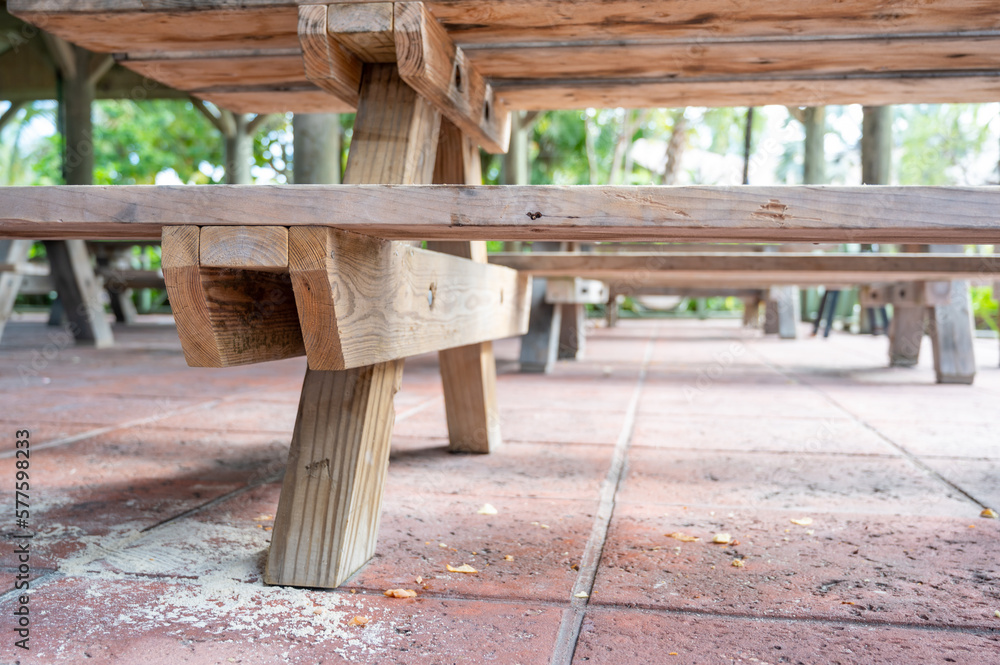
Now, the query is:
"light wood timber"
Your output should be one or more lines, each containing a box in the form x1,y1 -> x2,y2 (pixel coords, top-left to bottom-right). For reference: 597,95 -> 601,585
328,2 -> 396,63
393,2 -> 509,153
267,60 -> 433,590
122,52 -> 310,92
199,225 -> 289,271
889,303 -> 926,367
194,88 -> 353,115
427,117 -> 502,454
264,360 -> 404,588
161,226 -> 305,368
927,245 -> 977,384
287,225 -> 529,370
0,239 -> 32,342
545,277 -> 609,305
298,4 -> 362,107
488,252 -> 1000,283
6,185 -> 1000,243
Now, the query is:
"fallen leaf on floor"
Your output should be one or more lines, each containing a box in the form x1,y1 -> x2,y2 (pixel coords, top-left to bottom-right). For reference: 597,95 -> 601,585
439,543 -> 448,548
994,610 -> 1000,618
669,652 -> 679,656
712,533 -> 731,544
571,563 -> 580,571
478,503 -> 499,515
446,563 -> 478,574
981,508 -> 999,519
790,517 -> 813,526
253,514 -> 273,521
540,524 -> 550,529
505,555 -> 514,561
731,559 -> 745,568
805,530 -> 814,536
842,601 -> 855,605
666,532 -> 700,542
384,589 -> 418,598
348,616 -> 370,627
574,591 -> 589,598
415,576 -> 423,584
729,539 -> 741,547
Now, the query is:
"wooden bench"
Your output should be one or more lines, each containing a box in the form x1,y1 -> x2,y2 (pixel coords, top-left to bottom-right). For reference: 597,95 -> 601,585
6,0 -> 1000,590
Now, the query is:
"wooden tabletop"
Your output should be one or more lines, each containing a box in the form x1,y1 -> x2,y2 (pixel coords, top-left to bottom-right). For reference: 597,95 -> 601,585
9,0 -> 1000,114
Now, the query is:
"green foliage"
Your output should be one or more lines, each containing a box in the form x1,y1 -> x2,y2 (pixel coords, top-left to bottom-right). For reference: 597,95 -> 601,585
971,286 -> 998,332
896,104 -> 994,185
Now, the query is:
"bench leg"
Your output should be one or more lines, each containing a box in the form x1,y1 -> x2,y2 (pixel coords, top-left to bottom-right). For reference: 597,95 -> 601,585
929,280 -> 976,384
742,296 -> 762,329
265,362 -> 403,587
558,303 -> 586,360
888,306 -> 926,367
520,277 -> 562,373
777,286 -> 800,339
0,239 -> 31,342
428,119 -> 502,454
44,240 -> 114,347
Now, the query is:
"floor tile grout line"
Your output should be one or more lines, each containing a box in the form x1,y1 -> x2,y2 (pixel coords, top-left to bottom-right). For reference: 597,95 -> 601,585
747,347 -> 993,511
0,397 -> 231,459
550,333 -> 657,665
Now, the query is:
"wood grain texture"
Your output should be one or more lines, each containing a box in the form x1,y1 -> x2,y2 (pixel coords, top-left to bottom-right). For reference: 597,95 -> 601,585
162,226 -> 305,367
889,304 -> 926,367
267,53 -> 440,590
394,2 -> 509,153
343,64 -> 442,184
193,88 -> 353,114
328,1 -> 396,63
288,226 -> 529,370
428,118 -> 500,454
264,359 -> 404,588
123,52 -> 309,91
298,4 -> 362,106
6,185 -> 1000,244
929,280 -> 977,384
200,226 -> 289,271
472,36 -> 1000,81
490,252 -> 1000,278
493,74 -> 1000,111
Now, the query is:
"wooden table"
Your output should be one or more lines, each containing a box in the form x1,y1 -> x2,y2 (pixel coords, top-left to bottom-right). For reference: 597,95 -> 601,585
5,0 -> 1000,588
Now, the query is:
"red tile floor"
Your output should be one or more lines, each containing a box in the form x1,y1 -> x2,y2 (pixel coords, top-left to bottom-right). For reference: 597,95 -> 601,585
1,315 -> 999,664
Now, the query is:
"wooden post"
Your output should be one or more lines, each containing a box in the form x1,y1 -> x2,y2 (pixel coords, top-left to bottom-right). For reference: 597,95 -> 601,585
741,295 -> 762,329
265,64 -> 441,588
503,110 -> 529,186
519,241 -> 563,373
427,118 -> 502,454
558,303 -> 586,359
861,106 -> 892,186
0,239 -> 32,341
888,301 -> 925,367
927,245 -> 976,384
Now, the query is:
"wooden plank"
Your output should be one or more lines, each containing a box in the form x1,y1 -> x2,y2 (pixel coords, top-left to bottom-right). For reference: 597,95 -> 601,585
10,6 -> 302,53
6,185 -> 1000,244
193,88 -> 353,114
493,75 -> 1000,111
328,1 -> 396,63
161,226 -> 305,368
298,4 -> 362,107
200,226 -> 288,271
122,52 -> 309,91
14,1 -> 1000,51
427,117 -> 501,454
470,36 -> 1000,82
43,239 -> 114,348
545,277 -> 609,305
288,226 -> 529,370
264,359 -> 404,588
490,252 -> 1000,279
394,2 -> 509,153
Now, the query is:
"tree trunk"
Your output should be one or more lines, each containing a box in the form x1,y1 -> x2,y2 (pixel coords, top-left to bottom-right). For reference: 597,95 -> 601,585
661,110 -> 687,186
293,114 -> 341,185
802,107 -> 826,185
225,113 -> 253,184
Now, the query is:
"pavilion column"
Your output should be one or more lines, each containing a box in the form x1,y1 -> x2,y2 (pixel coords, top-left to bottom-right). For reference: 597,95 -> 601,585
46,43 -> 113,347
